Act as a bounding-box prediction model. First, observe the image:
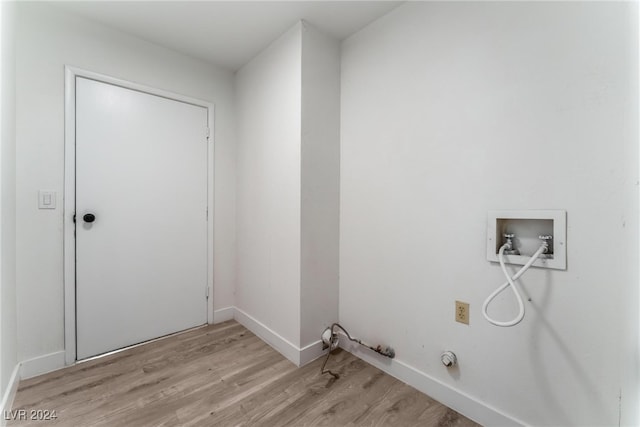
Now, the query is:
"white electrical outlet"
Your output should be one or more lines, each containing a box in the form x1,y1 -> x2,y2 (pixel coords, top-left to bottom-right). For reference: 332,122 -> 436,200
455,301 -> 469,324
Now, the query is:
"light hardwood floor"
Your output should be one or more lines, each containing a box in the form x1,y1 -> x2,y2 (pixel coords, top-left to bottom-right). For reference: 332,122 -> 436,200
9,321 -> 481,427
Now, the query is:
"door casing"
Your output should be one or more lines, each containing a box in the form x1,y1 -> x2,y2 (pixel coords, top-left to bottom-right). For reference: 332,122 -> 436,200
63,66 -> 215,365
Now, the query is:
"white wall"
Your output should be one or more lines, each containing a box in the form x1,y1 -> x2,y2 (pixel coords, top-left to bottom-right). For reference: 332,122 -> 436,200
300,22 -> 340,347
14,3 -> 236,365
340,2 -> 638,426
235,23 -> 303,349
1,0 -> 18,401
235,21 -> 340,362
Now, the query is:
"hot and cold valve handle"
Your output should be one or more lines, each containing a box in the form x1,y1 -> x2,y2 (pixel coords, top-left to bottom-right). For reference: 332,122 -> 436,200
83,213 -> 96,223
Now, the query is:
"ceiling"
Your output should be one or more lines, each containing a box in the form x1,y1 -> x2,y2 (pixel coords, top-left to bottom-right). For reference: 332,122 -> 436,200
52,1 -> 403,71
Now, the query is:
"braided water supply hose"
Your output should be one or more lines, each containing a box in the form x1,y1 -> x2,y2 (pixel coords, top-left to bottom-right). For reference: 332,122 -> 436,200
320,323 -> 395,379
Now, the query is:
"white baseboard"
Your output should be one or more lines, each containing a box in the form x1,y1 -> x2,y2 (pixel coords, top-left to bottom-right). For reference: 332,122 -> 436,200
339,339 -> 524,427
299,339 -> 325,366
213,306 -> 234,324
5,312 -> 516,426
20,351 -> 66,380
233,307 -> 311,366
230,307 -> 325,367
0,363 -> 21,427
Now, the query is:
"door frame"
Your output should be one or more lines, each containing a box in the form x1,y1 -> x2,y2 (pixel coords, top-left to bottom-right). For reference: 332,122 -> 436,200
63,66 -> 215,365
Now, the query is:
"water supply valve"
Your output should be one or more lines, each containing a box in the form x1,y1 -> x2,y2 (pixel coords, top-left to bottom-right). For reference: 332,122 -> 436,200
538,234 -> 553,256
441,351 -> 457,367
502,233 -> 520,255
486,210 -> 566,270
321,327 -> 339,351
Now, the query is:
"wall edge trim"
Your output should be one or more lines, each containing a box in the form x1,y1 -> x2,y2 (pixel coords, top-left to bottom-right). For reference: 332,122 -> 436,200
299,339 -> 325,366
233,307 -> 303,366
20,351 -> 65,380
0,363 -> 21,426
339,340 -> 525,427
213,306 -> 234,324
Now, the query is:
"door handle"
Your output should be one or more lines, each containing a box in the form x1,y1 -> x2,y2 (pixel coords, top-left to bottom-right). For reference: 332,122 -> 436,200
83,213 -> 96,223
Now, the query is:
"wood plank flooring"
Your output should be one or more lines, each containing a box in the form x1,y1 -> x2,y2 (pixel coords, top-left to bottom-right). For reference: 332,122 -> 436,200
9,321 -> 481,427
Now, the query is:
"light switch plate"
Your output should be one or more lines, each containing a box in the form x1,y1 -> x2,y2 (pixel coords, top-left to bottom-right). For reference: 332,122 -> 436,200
38,190 -> 56,209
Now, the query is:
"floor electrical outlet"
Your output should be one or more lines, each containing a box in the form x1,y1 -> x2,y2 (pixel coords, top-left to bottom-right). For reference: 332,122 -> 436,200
455,301 -> 469,324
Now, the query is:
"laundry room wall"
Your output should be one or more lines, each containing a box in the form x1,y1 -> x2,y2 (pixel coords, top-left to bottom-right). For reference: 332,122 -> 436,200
339,2 -> 638,425
235,22 -> 303,353
234,21 -> 339,364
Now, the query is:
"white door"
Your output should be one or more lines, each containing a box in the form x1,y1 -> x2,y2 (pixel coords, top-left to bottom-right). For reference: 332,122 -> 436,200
75,77 -> 208,360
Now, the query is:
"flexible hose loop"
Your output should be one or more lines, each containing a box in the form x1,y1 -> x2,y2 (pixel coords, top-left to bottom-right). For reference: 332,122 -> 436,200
482,243 -> 547,327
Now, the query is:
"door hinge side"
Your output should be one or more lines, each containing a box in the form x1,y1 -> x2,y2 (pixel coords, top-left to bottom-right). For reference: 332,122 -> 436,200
205,127 -> 210,141
206,287 -> 209,299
